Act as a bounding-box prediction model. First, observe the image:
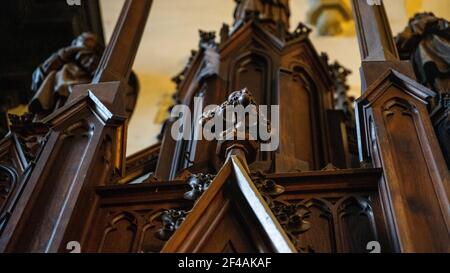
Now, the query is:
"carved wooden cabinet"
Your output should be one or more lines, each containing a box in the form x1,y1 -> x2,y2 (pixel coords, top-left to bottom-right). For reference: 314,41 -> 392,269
0,0 -> 448,253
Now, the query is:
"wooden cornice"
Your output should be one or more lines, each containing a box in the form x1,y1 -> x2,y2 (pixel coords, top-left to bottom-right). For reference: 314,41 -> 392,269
95,179 -> 188,206
43,87 -> 127,127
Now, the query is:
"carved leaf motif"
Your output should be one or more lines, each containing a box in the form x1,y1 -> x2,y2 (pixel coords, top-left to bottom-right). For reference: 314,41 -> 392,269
286,22 -> 312,41
184,173 -> 216,201
155,209 -> 189,242
250,171 -> 313,252
8,113 -> 50,161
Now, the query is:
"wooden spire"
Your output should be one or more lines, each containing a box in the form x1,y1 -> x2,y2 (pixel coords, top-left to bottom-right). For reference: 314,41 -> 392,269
351,0 -> 399,61
93,0 -> 153,84
350,0 -> 415,89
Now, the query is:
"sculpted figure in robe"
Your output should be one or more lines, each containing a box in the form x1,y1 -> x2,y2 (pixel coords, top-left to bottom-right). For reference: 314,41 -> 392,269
29,32 -> 104,119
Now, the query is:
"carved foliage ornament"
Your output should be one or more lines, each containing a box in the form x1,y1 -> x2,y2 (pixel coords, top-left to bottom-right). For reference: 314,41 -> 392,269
199,30 -> 217,49
201,88 -> 271,163
251,171 -> 312,252
202,88 -> 271,140
155,172 -> 216,242
184,173 -> 216,201
155,209 -> 189,241
286,22 -> 312,41
8,113 -> 50,161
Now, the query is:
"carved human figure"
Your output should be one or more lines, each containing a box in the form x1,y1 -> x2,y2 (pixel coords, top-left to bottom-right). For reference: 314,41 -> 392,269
396,12 -> 450,97
396,12 -> 450,168
29,32 -> 104,119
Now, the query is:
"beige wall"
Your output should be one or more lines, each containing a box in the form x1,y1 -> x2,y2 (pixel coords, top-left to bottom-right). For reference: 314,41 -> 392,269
99,0 -> 450,155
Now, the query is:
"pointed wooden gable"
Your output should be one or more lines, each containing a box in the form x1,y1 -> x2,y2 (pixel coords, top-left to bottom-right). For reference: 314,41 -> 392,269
162,156 -> 296,253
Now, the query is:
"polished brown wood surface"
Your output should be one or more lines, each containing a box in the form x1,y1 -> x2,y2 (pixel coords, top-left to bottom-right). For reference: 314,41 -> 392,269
352,0 -> 449,252
0,0 -> 153,252
356,70 -> 450,252
0,0 -> 448,253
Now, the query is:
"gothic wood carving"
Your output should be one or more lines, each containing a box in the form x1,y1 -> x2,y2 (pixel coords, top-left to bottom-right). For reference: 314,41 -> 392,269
355,70 -> 450,252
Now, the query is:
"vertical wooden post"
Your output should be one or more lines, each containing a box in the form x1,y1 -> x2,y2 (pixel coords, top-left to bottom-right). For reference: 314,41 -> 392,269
352,0 -> 450,252
0,0 -> 153,252
350,0 -> 415,89
93,0 -> 153,84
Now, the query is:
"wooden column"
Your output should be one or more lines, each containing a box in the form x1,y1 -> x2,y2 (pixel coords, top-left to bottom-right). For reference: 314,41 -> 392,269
352,0 -> 450,252
0,0 -> 153,252
93,0 -> 152,83
351,0 -> 415,89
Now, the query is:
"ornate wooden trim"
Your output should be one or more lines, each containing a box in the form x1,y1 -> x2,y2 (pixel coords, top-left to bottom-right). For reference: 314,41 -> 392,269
162,156 -> 296,253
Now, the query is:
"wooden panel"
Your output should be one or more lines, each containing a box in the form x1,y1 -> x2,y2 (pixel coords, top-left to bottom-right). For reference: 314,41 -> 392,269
99,211 -> 138,253
233,54 -> 269,105
268,168 -> 393,253
356,70 -> 450,252
278,69 -> 316,171
373,92 -> 449,251
83,181 -> 191,253
10,117 -> 96,252
296,198 -> 334,252
194,200 -> 260,253
336,196 -> 378,253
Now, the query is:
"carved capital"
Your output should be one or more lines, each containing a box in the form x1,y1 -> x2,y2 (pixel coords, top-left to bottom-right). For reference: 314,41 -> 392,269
307,0 -> 354,36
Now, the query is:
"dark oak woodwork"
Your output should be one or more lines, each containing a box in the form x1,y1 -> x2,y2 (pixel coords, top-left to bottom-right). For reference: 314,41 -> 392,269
0,0 -> 152,253
79,181 -> 190,253
0,0 -> 448,253
162,157 -> 296,253
352,0 -> 449,252
265,168 -> 392,253
351,0 -> 416,90
355,70 -> 450,252
156,1 -> 348,179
